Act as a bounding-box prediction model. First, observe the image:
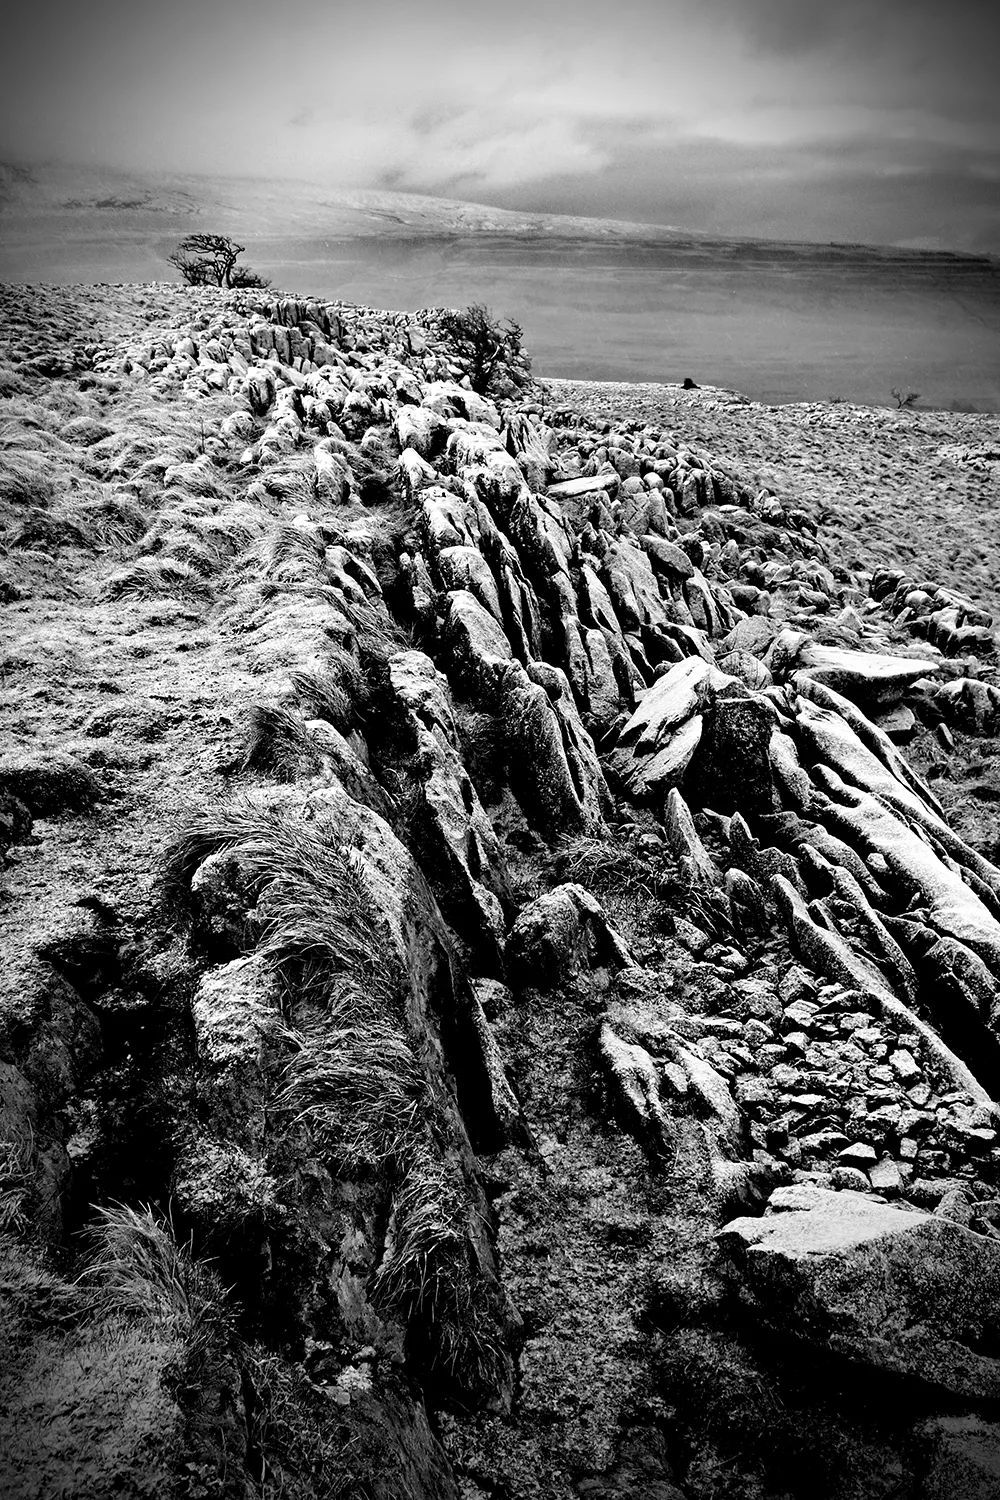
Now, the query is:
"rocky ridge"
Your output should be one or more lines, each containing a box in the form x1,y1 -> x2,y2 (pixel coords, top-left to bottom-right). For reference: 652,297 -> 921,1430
1,281 -> 1000,1499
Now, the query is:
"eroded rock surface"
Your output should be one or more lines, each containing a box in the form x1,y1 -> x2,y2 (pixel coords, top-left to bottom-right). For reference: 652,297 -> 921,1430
3,281 -> 1000,1500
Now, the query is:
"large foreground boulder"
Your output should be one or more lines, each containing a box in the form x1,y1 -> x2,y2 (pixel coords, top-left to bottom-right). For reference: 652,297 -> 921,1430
716,1187 -> 1000,1398
913,1415 -> 1000,1500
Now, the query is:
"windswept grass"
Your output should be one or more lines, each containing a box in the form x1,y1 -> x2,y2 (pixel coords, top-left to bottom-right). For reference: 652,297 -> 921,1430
103,555 -> 212,601
163,797 -> 396,1008
240,705 -> 324,782
8,510 -> 93,551
0,457 -> 57,510
372,1152 -> 510,1400
288,666 -> 356,734
80,1202 -> 226,1334
278,980 -> 423,1170
78,490 -> 149,547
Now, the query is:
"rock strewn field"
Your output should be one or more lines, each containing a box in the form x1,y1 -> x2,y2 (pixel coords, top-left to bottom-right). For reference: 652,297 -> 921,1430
2,282 -> 1000,1500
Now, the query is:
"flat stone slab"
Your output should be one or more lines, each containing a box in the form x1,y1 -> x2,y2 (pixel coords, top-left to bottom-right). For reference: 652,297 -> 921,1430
547,474 -> 616,500
716,1188 -> 1000,1398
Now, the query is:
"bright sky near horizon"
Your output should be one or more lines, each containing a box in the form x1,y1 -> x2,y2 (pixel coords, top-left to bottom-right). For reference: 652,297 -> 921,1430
2,0 -> 998,251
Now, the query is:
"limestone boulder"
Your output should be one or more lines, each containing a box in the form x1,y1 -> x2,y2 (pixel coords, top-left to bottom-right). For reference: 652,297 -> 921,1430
717,1188 -> 1000,1398
768,629 -> 940,706
500,659 -> 612,838
507,883 -> 633,989
389,651 -> 509,968
442,589 -> 514,699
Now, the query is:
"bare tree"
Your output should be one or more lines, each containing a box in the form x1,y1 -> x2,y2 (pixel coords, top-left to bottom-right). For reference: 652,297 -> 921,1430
167,234 -> 269,289
891,387 -> 920,410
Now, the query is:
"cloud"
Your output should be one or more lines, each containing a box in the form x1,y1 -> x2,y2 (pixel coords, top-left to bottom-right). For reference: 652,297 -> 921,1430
0,0 -> 996,250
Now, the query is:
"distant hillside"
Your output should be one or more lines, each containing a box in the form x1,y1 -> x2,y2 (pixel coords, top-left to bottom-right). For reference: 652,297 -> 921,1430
1,161 -> 995,266
2,164 -> 997,412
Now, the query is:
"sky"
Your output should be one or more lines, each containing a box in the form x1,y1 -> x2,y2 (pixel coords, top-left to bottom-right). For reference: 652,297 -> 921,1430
1,0 -> 998,252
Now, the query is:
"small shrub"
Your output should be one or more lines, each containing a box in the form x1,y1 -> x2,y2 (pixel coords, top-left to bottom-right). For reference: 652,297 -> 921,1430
228,265 -> 272,290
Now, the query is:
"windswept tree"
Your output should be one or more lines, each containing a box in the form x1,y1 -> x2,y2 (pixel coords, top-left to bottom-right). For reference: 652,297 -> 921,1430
437,303 -> 529,396
167,234 -> 269,289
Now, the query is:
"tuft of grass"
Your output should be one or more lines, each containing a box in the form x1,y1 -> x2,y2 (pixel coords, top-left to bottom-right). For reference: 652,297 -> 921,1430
0,458 -> 57,509
103,555 -> 212,601
0,1134 -> 33,1233
552,828 -> 668,901
80,1202 -> 226,1334
79,491 -> 149,547
162,798 -> 396,1008
278,981 -> 423,1170
370,1156 -> 462,1314
240,705 -> 323,782
456,708 -> 507,806
261,522 -> 325,578
289,667 -> 355,734
8,509 -> 93,551
372,1154 -> 510,1400
243,1348 -> 359,1500
0,365 -> 29,398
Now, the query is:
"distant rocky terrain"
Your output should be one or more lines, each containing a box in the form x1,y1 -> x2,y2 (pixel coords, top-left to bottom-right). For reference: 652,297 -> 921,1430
2,280 -> 1000,1499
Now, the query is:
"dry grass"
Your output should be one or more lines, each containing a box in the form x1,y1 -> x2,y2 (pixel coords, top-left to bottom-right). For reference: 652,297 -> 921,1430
372,1153 -> 510,1399
78,490 -> 149,547
0,457 -> 58,510
163,796 -> 396,1008
80,1202 -> 226,1334
288,667 -> 355,734
0,1134 -> 33,1233
240,705 -> 324,782
103,555 -> 213,600
278,980 -> 423,1170
243,1348 -> 359,1500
